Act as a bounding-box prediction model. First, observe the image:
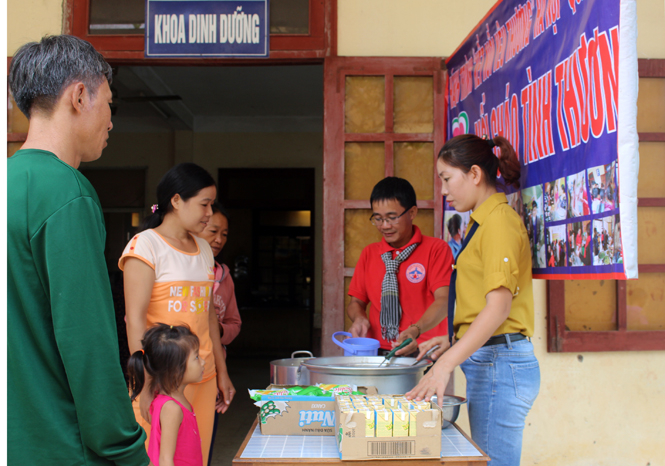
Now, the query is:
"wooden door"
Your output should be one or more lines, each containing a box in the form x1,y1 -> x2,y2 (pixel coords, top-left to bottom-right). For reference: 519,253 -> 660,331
322,57 -> 446,356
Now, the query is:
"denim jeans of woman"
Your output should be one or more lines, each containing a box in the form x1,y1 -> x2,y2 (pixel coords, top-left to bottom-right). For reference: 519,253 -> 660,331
460,337 -> 540,466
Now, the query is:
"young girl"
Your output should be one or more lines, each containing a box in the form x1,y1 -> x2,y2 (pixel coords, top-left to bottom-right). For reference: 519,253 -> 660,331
128,324 -> 204,466
195,202 -> 241,465
120,163 -> 235,465
407,134 -> 540,466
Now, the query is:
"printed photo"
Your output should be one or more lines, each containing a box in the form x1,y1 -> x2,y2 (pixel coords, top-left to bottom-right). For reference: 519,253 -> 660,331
592,216 -> 616,266
521,185 -> 546,268
567,170 -> 590,218
566,221 -> 592,267
544,177 -> 567,222
507,191 -> 524,218
612,214 -> 623,264
546,224 -> 567,267
588,162 -> 618,214
443,210 -> 470,260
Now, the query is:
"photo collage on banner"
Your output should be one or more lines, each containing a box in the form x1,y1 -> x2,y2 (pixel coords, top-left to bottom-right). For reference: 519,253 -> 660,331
443,0 -> 638,279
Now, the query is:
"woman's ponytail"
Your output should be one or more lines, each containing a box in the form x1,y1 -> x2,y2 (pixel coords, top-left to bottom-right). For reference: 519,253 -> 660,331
493,136 -> 521,189
127,350 -> 148,401
139,208 -> 165,231
439,134 -> 522,189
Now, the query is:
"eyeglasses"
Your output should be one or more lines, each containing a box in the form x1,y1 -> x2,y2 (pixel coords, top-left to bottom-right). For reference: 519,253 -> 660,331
369,207 -> 413,227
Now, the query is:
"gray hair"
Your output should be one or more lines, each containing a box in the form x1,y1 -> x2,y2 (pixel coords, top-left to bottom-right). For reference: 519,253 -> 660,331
9,35 -> 112,118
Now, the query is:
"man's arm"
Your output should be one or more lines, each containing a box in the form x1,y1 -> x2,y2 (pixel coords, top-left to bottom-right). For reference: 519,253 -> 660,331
347,297 -> 370,338
393,286 -> 449,356
37,197 -> 150,466
219,276 -> 242,346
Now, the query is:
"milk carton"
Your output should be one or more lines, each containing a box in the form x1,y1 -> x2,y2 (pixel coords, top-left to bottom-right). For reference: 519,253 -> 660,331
392,408 -> 410,436
375,409 -> 393,437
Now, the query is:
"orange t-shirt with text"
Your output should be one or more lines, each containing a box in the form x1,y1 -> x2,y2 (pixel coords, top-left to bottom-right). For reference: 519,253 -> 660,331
119,229 -> 217,382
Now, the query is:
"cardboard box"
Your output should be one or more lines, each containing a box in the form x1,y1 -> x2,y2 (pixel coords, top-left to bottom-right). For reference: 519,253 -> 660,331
257,385 -> 378,436
334,397 -> 442,460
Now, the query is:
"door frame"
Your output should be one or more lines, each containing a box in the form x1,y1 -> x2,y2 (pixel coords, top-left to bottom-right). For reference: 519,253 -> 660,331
321,56 -> 447,356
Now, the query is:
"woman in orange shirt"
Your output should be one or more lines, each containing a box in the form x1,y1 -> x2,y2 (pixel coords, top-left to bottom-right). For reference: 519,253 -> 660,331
120,163 -> 235,465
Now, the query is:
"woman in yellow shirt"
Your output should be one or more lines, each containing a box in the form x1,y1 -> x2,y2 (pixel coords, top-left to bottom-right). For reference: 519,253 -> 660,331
407,134 -> 540,466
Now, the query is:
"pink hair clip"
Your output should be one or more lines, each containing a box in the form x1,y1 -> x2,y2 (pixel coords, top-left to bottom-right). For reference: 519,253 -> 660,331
151,204 -> 159,213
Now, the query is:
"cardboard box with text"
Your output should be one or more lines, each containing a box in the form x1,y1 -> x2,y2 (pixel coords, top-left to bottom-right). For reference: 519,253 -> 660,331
334,398 -> 442,460
257,385 -> 378,436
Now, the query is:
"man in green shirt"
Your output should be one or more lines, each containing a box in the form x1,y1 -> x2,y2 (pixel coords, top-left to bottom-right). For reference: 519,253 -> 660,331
8,35 -> 152,466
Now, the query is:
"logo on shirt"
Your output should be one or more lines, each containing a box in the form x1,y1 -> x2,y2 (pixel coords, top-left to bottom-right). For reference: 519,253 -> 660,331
406,263 -> 426,283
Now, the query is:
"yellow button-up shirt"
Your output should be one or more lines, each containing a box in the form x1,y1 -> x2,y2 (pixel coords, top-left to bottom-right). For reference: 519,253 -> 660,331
454,193 -> 534,339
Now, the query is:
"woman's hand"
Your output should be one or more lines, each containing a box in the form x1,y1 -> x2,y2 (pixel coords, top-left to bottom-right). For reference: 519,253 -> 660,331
215,370 -> 235,414
139,388 -> 155,424
415,336 -> 450,361
405,358 -> 454,408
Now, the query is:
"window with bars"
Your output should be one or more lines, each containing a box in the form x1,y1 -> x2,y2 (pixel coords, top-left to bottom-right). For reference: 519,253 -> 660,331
547,59 -> 665,352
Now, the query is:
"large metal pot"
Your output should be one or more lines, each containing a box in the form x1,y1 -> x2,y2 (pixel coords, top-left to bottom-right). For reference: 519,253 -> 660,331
302,356 -> 431,394
270,351 -> 313,385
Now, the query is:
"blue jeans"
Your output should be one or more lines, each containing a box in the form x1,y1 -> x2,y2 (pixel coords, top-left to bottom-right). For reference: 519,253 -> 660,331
460,337 -> 540,466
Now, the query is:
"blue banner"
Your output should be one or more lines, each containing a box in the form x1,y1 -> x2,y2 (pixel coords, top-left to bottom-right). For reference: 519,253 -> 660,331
444,0 -> 638,279
145,0 -> 269,57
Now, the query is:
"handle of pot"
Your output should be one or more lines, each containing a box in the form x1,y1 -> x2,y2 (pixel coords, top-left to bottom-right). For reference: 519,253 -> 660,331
291,350 -> 314,359
332,331 -> 354,353
296,363 -> 305,383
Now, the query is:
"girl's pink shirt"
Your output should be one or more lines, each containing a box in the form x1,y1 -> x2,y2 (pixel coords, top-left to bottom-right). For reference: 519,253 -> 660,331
212,262 -> 242,350
148,394 -> 203,466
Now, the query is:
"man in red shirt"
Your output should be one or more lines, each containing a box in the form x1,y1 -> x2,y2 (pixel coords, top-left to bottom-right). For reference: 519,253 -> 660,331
347,177 -> 454,356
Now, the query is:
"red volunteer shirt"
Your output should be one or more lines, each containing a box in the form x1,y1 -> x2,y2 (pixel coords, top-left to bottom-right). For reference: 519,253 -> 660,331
349,226 -> 454,350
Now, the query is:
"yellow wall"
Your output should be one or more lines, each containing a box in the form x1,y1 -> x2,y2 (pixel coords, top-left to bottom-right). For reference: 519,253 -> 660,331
7,0 -> 64,55
453,281 -> 665,465
338,0 -> 665,59
8,0 -> 665,58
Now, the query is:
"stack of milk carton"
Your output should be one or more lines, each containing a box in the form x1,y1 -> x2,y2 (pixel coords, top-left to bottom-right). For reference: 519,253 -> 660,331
336,394 -> 436,438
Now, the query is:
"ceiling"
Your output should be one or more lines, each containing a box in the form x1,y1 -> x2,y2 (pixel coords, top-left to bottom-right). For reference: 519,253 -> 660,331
111,64 -> 324,133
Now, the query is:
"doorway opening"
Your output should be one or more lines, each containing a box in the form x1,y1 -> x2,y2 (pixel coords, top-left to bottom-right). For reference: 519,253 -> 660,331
84,64 -> 324,360
218,168 -> 316,354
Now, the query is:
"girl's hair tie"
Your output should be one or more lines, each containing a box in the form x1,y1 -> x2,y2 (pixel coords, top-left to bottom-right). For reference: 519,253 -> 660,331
151,204 -> 159,214
483,135 -> 496,149
139,349 -> 145,355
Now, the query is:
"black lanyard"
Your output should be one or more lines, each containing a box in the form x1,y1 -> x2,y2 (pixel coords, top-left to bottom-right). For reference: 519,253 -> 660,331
447,222 -> 480,343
